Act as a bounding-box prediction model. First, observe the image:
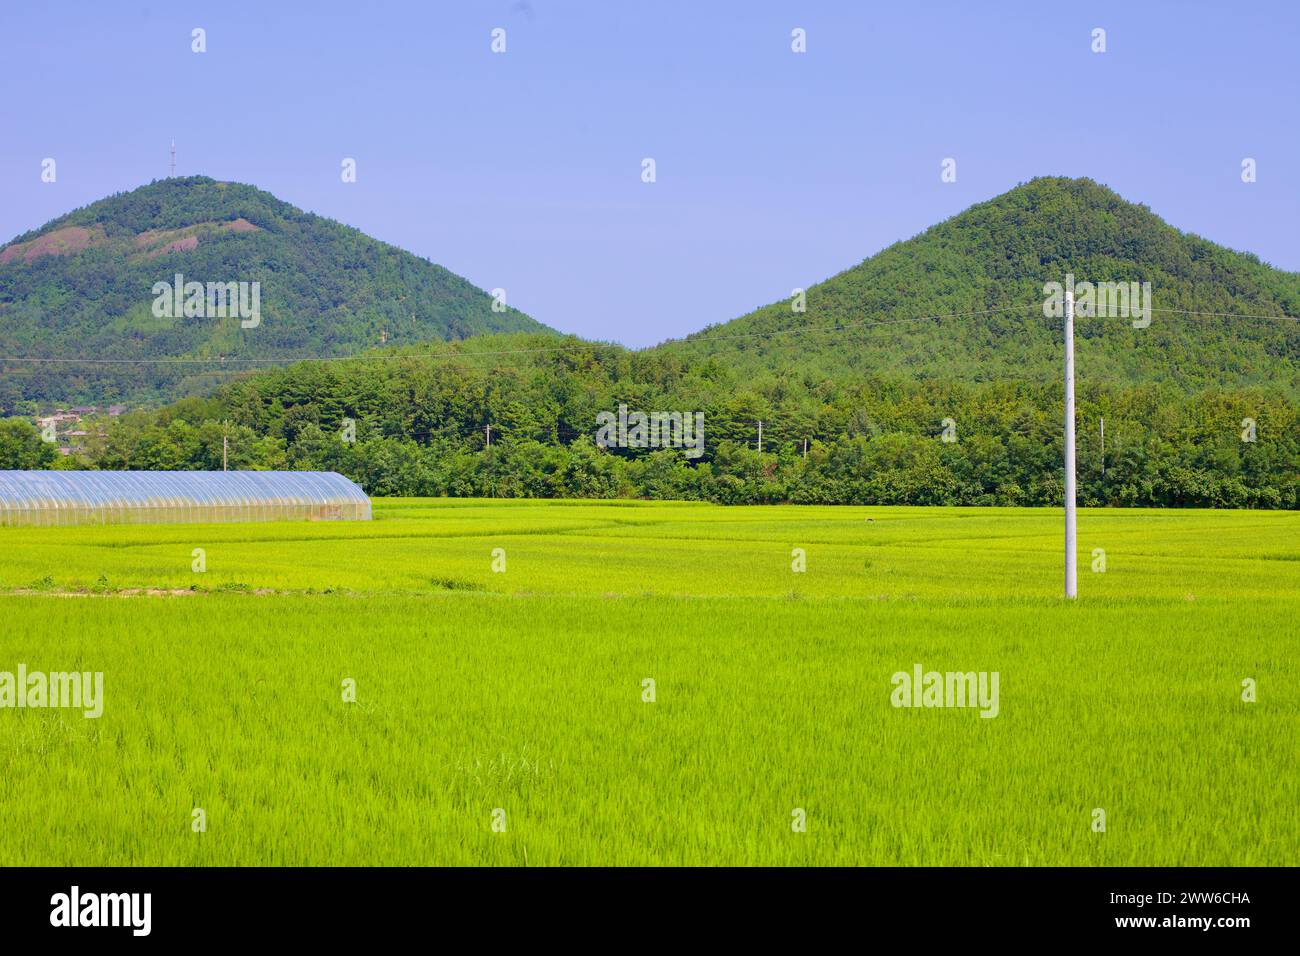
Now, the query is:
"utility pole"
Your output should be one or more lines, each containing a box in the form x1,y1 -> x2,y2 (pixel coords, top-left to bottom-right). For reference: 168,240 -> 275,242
1100,416 -> 1105,480
222,421 -> 229,472
757,420 -> 763,454
485,424 -> 492,448
170,140 -> 176,178
1064,287 -> 1078,599
803,437 -> 808,459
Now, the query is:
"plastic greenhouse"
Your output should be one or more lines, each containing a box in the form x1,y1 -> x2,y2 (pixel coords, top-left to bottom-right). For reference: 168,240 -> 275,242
0,471 -> 371,527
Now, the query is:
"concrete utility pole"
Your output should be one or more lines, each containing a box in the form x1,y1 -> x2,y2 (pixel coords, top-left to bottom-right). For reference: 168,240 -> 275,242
1064,288 -> 1078,599
485,424 -> 492,448
1100,417 -> 1105,479
222,423 -> 229,472
757,420 -> 763,454
803,437 -> 808,459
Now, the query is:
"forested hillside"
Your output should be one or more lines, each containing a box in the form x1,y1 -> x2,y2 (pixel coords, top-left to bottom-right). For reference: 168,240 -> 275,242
663,177 -> 1300,394
0,177 -> 547,406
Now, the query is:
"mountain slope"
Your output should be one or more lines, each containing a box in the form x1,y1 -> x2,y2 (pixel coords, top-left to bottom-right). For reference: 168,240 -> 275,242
660,177 -> 1300,394
0,177 -> 548,406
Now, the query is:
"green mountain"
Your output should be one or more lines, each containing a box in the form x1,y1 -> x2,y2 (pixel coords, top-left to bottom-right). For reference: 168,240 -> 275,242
6,176 -> 1298,508
662,176 -> 1300,393
0,176 -> 548,407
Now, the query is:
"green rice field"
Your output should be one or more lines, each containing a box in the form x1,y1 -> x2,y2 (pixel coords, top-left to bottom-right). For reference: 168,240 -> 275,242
0,500 -> 1296,865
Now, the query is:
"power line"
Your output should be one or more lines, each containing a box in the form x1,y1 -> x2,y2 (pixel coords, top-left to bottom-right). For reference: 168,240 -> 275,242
1143,307 -> 1300,322
0,307 -> 1011,365
0,304 -> 1295,368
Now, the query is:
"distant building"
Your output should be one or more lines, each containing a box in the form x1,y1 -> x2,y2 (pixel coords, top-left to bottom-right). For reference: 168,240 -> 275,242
0,471 -> 371,527
36,412 -> 79,427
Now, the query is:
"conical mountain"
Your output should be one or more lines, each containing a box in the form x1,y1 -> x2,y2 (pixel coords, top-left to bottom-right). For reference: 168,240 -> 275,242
661,177 -> 1300,394
0,176 -> 548,405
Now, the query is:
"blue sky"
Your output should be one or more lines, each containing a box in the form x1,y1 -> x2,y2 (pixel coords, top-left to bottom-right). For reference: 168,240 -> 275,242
1,0 -> 1296,346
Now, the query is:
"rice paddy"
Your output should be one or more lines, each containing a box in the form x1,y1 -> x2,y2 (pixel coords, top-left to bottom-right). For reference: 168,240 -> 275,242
0,500 -> 1295,865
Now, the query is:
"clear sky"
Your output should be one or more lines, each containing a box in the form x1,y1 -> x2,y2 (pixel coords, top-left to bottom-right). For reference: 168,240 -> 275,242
1,0 -> 1296,347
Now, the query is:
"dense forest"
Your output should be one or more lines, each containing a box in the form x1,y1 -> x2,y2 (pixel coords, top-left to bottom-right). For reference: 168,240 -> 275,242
0,177 -> 546,405
7,332 -> 1295,508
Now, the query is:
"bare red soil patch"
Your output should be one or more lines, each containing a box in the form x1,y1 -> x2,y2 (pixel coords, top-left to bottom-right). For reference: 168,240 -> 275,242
133,219 -> 260,258
0,226 -> 97,264
146,235 -> 200,258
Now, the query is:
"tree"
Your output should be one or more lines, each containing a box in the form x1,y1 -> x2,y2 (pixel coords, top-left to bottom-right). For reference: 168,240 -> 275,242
0,418 -> 58,469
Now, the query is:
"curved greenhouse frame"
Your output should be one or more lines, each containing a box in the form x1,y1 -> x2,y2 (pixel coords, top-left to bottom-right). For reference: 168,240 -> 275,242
0,471 -> 372,527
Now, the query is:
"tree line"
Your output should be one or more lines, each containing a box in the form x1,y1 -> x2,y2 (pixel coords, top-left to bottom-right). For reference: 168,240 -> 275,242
5,335 -> 1296,509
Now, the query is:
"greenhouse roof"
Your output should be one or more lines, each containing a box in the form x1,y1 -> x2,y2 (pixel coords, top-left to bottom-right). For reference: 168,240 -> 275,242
0,470 -> 370,520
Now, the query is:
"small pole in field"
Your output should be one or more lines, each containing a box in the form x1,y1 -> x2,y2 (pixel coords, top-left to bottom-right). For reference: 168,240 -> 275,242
757,420 -> 763,454
1064,287 -> 1078,599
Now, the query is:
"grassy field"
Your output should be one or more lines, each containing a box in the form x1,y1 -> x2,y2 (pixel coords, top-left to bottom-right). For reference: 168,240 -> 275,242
0,500 -> 1295,866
